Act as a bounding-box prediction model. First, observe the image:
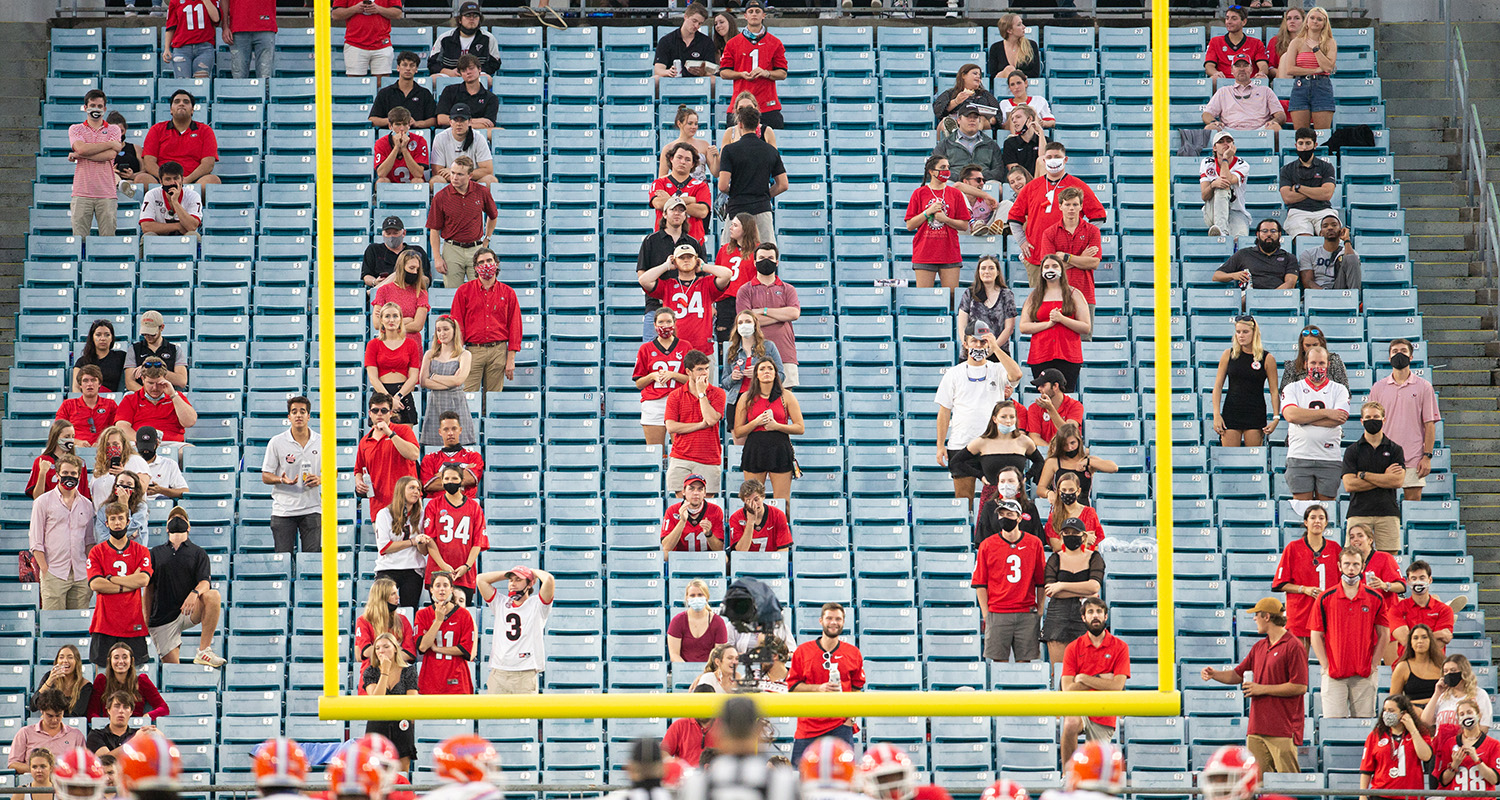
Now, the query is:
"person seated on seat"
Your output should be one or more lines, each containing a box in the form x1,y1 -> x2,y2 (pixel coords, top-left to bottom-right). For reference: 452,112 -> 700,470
436,55 -> 499,129
1279,127 -> 1338,239
114,366 -> 197,444
373,107 -> 428,185
370,51 -> 438,129
933,63 -> 1001,134
140,90 -> 220,186
1199,130 -> 1251,240
661,473 -> 725,554
137,162 -> 201,238
428,3 -> 501,82
87,692 -> 158,758
1299,214 -> 1363,290
999,105 -> 1047,179
1204,5 -> 1270,81
429,107 -> 494,186
653,3 -> 718,82
124,311 -> 188,391
1211,219 -> 1297,290
132,427 -> 188,502
56,367 -> 117,448
1203,56 -> 1286,132
996,71 -> 1054,129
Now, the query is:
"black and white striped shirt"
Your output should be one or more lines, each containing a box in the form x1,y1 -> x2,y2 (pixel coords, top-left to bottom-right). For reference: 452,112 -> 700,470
678,755 -> 799,800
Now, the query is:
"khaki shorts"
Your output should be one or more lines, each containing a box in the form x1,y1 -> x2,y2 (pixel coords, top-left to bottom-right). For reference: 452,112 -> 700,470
1083,719 -> 1116,742
149,610 -> 195,659
486,668 -> 538,694
984,611 -> 1040,662
666,458 -> 722,495
1346,515 -> 1401,553
1403,467 -> 1427,489
781,363 -> 800,389
1246,734 -> 1300,773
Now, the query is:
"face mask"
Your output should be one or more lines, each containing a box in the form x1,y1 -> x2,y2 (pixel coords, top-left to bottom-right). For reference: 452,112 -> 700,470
755,258 -> 778,276
107,444 -> 122,459
687,597 -> 708,612
387,601 -> 400,615
384,234 -> 404,249
1063,534 -> 1085,550
59,475 -> 79,490
997,481 -> 1019,498
166,517 -> 189,535
1411,581 -> 1428,594
88,108 -> 103,120
968,347 -> 989,362
474,262 -> 498,281
1382,711 -> 1401,728
1444,672 -> 1463,687
936,169 -> 951,182
738,323 -> 756,338
58,438 -> 75,454
443,481 -> 463,495
1309,367 -> 1328,383
1461,716 -> 1480,729
442,444 -> 462,454
997,424 -> 1015,435
1059,492 -> 1078,506
1061,446 -> 1081,459
1341,572 -> 1360,586
1257,237 -> 1280,254
1045,157 -> 1065,172
1042,269 -> 1060,281
1363,418 -> 1384,435
1298,147 -> 1315,163
108,524 -> 128,538
655,325 -> 675,341
998,516 -> 1019,532
1390,352 -> 1411,370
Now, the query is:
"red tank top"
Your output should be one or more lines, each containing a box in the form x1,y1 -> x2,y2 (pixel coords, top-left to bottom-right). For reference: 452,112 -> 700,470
1027,300 -> 1083,365
1295,50 -> 1326,74
747,393 -> 789,433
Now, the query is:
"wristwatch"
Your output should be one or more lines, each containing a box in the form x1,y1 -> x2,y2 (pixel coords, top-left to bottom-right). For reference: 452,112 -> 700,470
1358,471 -> 1367,481
1424,452 -> 1434,458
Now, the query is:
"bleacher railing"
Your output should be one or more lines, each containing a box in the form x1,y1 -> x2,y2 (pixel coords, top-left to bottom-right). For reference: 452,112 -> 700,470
1447,6 -> 1500,289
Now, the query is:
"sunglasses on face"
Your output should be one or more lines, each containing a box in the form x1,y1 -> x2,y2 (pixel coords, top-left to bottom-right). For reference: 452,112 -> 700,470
370,408 -> 391,415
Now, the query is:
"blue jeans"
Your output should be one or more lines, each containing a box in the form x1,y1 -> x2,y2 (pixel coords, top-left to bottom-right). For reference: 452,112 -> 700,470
791,724 -> 856,764
171,42 -> 216,78
1289,74 -> 1335,113
230,31 -> 276,79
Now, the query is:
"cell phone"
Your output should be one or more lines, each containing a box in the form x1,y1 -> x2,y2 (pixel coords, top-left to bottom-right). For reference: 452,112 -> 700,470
109,455 -> 122,468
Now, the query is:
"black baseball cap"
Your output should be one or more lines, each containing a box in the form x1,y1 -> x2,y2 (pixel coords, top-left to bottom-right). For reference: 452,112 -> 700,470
458,1 -> 481,14
743,0 -> 765,8
381,215 -> 405,232
449,103 -> 472,120
1031,368 -> 1067,389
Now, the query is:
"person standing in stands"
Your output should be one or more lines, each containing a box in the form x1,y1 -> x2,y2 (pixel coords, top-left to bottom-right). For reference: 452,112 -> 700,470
449,248 -> 522,396
1007,143 -> 1107,288
420,465 -> 486,605
56,367 -> 117,448
905,154 -> 972,290
476,565 -> 556,695
262,395 -> 321,555
1281,346 -> 1350,502
1342,402 -> 1407,555
1312,548 -> 1389,718
332,0 -> 402,81
428,3 -> 501,80
370,52 -> 437,130
735,243 -> 801,388
718,1 -> 786,128
30,455 -> 95,611
1040,521 -> 1103,666
1211,315 -> 1279,448
354,393 -> 421,519
414,571 -> 477,695
1273,504 -> 1341,650
1018,255 -> 1091,391
1369,338 -> 1441,503
145,508 -> 226,667
786,603 -> 864,763
162,0 -> 220,79
124,311 -> 189,391
1280,7 -> 1338,131
427,157 -> 497,288
1431,697 -> 1500,795
373,477 -> 427,614
87,503 -> 153,667
640,245 -> 733,359
638,198 -> 708,341
654,4 -> 718,80
731,357 -> 803,500
1200,598 -> 1308,776
1060,598 -> 1130,762
69,89 -> 122,238
972,498 -> 1046,663
29,421 -> 88,501
635,308 -> 694,451
365,302 -> 423,427
1359,695 -> 1433,798
221,0 -> 278,80
718,106 -> 788,246
419,411 -> 482,500
652,143 -> 713,243
1039,186 -> 1103,314
936,325 -> 1020,500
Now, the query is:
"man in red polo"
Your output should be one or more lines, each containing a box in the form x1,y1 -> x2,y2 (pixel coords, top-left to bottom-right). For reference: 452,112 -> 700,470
1037,186 -> 1102,308
448,248 -> 521,397
1006,142 -> 1107,287
56,365 -> 118,446
114,366 -> 196,443
664,350 -> 726,495
141,90 -> 220,185
427,156 -> 498,289
1060,597 -> 1130,762
1388,559 -> 1456,654
1311,548 -> 1389,718
1200,598 -> 1308,776
353,392 -> 420,518
1024,368 -> 1085,453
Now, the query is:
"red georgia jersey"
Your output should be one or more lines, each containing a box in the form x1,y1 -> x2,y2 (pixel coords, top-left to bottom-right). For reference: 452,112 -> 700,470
422,497 -> 485,589
649,274 -> 724,356
166,0 -> 217,47
633,338 -> 694,402
373,133 -> 429,184
970,531 -> 1047,613
1361,729 -> 1434,796
87,540 -> 153,637
419,448 -> 485,502
414,604 -> 475,695
716,243 -> 753,298
1433,726 -> 1500,793
1272,536 -> 1342,637
726,504 -> 793,552
661,501 -> 725,552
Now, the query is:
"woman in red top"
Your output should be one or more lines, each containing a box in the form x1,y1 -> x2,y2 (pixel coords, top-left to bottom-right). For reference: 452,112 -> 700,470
714,212 -> 761,344
365,302 -> 422,426
1043,471 -> 1104,553
87,642 -> 168,719
731,358 -> 804,500
904,155 -> 971,289
1018,253 -> 1091,393
1280,5 -> 1338,131
354,576 -> 418,696
1360,694 -> 1433,800
633,308 -> 694,449
1266,7 -> 1304,79
28,420 -> 89,500
372,250 -> 430,347
1434,698 -> 1500,795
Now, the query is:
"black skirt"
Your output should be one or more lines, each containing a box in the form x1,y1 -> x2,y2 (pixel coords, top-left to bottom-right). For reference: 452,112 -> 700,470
1042,597 -> 1088,644
742,430 -> 794,474
365,718 -> 417,760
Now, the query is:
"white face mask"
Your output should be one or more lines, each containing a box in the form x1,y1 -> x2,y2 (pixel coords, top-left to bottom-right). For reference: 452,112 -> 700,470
1045,157 -> 1066,172
997,481 -> 1019,498
737,322 -> 755,338
1042,269 -> 1060,281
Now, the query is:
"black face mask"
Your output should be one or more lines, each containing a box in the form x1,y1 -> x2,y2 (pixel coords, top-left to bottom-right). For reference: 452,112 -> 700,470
138,446 -> 157,462
1063,535 -> 1084,550
998,516 -> 1019,532
1363,418 -> 1384,435
166,518 -> 190,535
1298,147 -> 1315,163
443,481 -> 463,495
59,475 -> 79,490
755,258 -> 778,276
1061,446 -> 1080,459
441,444 -> 463,453
387,601 -> 400,615
1444,672 -> 1463,687
1389,352 -> 1411,370
1059,492 -> 1079,506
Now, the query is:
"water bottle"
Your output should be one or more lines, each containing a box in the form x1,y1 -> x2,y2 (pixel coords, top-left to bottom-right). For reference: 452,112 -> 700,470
828,662 -> 841,691
673,59 -> 683,77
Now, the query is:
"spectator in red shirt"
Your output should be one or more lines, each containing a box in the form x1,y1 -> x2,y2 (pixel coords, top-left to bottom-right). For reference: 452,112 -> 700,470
1037,187 -> 1102,309
28,421 -> 89,501
1273,503 -> 1341,648
664,351 -> 727,494
56,366 -> 117,447
662,685 -> 721,766
1200,598 -> 1309,776
1025,369 -> 1085,454
141,91 -> 220,186
786,603 -> 864,764
1204,6 -> 1270,80
639,245 -> 733,358
661,474 -> 725,554
1045,500 -> 1103,556
1018,254 -> 1090,392
1344,521 -> 1406,663
635,308 -> 695,450
427,157 -> 498,289
448,248 -> 522,396
414,571 -> 477,695
87,642 -> 168,720
86,504 -> 153,667
374,107 -> 427,184
1390,560 -> 1455,653
332,0 -> 402,81
715,212 -> 760,344
353,393 -> 421,519
717,1 -> 787,129
114,367 -> 196,444
163,0 -> 220,79
1360,694 -> 1433,798
222,0 -> 278,80
1312,548 -> 1390,718
905,154 -> 972,290
1007,142 -> 1107,286
419,412 -> 483,501
1061,598 -> 1130,762
972,499 -> 1046,663
366,302 -> 423,426
355,577 -> 419,693
727,479 -> 792,552
652,142 -> 712,242
1432,697 -> 1500,793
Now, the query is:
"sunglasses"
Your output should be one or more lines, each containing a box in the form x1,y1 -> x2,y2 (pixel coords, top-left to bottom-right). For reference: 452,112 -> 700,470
1301,328 -> 1322,337
1234,314 -> 1255,323
370,408 -> 391,415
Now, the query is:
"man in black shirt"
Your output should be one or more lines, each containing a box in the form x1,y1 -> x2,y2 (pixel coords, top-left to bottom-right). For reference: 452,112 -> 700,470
87,692 -> 153,757
717,106 -> 788,247
1278,126 -> 1337,239
362,216 -> 433,287
654,3 -> 718,80
637,197 -> 706,338
1211,218 -> 1298,290
429,2 -> 502,80
124,310 -> 188,391
145,508 -> 226,667
1342,401 -> 1407,554
437,54 -> 500,129
369,51 -> 438,130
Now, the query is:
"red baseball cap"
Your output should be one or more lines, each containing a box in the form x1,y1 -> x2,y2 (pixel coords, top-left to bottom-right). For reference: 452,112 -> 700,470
504,566 -> 535,583
683,474 -> 707,488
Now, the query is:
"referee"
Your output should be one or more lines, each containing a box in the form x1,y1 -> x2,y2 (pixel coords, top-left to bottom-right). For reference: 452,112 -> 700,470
679,697 -> 798,800
604,739 -> 674,800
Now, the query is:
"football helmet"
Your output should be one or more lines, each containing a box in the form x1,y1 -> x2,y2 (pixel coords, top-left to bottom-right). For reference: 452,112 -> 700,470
253,737 -> 310,790
1063,741 -> 1125,793
434,735 -> 501,785
328,735 -> 401,799
661,756 -> 690,790
978,778 -> 1028,800
799,737 -> 857,788
53,747 -> 107,800
1200,745 -> 1259,800
118,731 -> 182,794
857,743 -> 917,800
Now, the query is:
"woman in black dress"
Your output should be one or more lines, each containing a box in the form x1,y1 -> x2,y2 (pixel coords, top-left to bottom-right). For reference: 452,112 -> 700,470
362,632 -> 419,770
1390,624 -> 1444,708
1037,421 -> 1119,505
1042,532 -> 1105,663
1212,315 -> 1281,447
731,357 -> 804,500
72,319 -> 126,393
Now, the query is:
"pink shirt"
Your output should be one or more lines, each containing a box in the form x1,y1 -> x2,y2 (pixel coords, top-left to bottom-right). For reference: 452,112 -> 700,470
1368,373 -> 1441,468
28,488 -> 95,581
9,723 -> 85,764
69,121 -> 121,199
1203,83 -> 1284,130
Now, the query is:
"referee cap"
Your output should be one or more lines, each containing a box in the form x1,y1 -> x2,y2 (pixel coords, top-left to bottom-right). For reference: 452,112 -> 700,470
719,696 -> 761,740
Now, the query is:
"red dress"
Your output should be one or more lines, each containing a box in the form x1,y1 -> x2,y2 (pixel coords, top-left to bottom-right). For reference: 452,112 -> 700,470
1026,300 -> 1082,365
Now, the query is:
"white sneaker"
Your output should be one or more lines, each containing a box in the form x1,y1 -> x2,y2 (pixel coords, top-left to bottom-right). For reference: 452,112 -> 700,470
193,649 -> 226,668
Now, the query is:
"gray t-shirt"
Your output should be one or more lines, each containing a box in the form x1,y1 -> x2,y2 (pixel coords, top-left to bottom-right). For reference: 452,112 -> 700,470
429,128 -> 492,170
262,428 -> 320,517
1298,243 -> 1361,289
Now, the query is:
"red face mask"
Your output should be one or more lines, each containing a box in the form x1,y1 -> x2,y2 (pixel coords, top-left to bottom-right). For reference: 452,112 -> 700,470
937,169 -> 951,182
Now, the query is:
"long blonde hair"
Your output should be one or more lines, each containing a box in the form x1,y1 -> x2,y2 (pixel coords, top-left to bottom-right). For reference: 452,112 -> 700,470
390,249 -> 429,293
998,13 -> 1036,67
1445,654 -> 1481,702
93,427 -> 138,477
371,631 -> 411,669
45,645 -> 87,712
1230,317 -> 1267,362
1298,6 -> 1333,49
384,476 -> 423,540
703,643 -> 737,677
427,314 -> 467,360
360,577 -> 403,642
1273,7 -> 1304,60
376,302 -> 406,343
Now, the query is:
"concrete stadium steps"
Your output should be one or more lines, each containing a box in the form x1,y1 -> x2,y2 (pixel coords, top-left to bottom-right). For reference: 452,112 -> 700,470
0,22 -> 47,413
1381,21 -> 1500,655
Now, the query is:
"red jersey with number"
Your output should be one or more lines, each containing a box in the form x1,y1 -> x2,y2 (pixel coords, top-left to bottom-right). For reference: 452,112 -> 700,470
716,243 -> 754,297
86,539 -> 152,637
649,274 -> 725,356
633,338 -> 694,402
786,640 -> 865,738
1361,729 -> 1434,798
720,32 -> 788,113
373,132 -> 429,184
419,447 -> 485,502
905,184 -> 970,266
971,531 -> 1046,613
165,0 -> 217,47
651,175 -> 713,242
334,0 -> 399,51
727,504 -> 793,552
414,604 -> 475,695
1433,725 -> 1500,794
1272,536 -> 1342,637
661,501 -> 725,552
421,496 -> 485,590
1006,174 -> 1108,265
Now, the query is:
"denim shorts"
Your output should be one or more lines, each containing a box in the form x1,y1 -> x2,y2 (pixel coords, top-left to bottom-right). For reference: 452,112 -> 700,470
1289,74 -> 1335,113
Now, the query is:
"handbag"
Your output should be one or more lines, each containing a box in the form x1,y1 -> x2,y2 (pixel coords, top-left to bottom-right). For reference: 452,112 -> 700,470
19,551 -> 38,583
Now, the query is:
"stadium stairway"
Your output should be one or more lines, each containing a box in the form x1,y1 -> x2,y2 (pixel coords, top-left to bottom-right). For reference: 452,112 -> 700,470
0,22 -> 47,409
1382,21 -> 1500,658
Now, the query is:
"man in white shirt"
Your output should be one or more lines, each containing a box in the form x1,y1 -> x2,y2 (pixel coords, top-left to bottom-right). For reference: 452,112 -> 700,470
476,565 -> 555,695
260,395 -> 322,554
1280,346 -> 1350,502
935,324 -> 1023,500
137,161 -> 202,237
132,427 -> 187,501
1199,130 -> 1251,239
